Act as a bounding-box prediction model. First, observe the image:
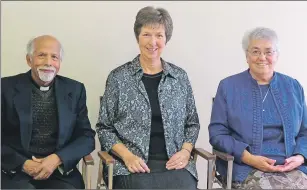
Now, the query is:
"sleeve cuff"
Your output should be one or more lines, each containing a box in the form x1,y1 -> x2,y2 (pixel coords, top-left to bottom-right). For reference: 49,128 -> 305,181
233,143 -> 249,164
101,138 -> 122,152
293,153 -> 307,164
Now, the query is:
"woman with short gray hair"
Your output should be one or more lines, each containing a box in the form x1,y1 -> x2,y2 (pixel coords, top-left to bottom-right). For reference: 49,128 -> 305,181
209,27 -> 307,189
96,6 -> 199,189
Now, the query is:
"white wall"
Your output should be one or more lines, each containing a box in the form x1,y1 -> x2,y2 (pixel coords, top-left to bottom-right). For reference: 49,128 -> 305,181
2,1 -> 307,188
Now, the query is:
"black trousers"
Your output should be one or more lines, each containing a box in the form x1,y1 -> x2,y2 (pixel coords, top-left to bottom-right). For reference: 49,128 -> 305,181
1,170 -> 82,189
112,160 -> 197,189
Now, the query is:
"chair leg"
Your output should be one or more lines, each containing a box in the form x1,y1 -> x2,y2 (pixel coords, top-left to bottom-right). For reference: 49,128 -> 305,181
87,165 -> 92,189
226,160 -> 233,189
82,161 -> 87,189
207,159 -> 214,189
97,160 -> 103,189
108,164 -> 114,190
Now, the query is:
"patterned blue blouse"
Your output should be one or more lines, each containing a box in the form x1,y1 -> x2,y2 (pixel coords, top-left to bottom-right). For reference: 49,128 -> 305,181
96,55 -> 200,179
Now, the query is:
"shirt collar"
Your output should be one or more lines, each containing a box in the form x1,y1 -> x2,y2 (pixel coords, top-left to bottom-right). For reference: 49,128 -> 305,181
130,54 -> 178,79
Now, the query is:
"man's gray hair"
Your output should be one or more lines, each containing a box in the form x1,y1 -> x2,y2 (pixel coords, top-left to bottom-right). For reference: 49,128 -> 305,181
242,27 -> 279,55
134,6 -> 173,43
26,36 -> 64,61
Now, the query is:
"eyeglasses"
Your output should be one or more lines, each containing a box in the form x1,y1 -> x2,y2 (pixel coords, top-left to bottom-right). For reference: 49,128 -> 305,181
247,50 -> 276,57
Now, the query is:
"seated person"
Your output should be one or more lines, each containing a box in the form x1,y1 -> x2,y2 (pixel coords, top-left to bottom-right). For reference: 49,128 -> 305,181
1,35 -> 96,189
209,27 -> 307,189
96,6 -> 200,189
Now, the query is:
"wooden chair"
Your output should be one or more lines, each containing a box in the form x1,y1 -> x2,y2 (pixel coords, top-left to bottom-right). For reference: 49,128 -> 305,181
211,149 -> 234,189
96,148 -> 216,189
80,154 -> 95,189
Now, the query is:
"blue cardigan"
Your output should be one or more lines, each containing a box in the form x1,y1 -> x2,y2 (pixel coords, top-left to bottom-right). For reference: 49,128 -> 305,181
209,69 -> 307,182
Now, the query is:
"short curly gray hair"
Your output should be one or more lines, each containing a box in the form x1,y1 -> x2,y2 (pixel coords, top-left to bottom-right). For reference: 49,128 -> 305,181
242,27 -> 279,55
134,6 -> 173,43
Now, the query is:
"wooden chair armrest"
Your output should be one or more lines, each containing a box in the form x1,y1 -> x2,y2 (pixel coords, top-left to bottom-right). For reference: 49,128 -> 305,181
213,149 -> 234,161
192,148 -> 216,160
98,151 -> 115,165
83,154 -> 94,166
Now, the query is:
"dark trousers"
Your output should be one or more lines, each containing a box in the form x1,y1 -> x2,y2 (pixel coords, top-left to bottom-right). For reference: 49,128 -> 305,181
1,170 -> 82,189
113,160 -> 197,189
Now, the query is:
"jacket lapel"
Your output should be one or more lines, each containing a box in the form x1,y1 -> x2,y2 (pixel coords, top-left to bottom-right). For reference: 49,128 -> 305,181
13,73 -> 33,151
55,77 -> 73,148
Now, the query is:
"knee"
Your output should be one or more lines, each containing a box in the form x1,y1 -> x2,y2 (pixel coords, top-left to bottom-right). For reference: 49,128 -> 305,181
1,180 -> 36,189
57,183 -> 77,189
49,181 -> 81,189
20,182 -> 36,189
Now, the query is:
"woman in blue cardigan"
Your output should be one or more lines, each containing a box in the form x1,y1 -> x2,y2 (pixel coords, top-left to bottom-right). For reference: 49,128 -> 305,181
209,27 -> 307,189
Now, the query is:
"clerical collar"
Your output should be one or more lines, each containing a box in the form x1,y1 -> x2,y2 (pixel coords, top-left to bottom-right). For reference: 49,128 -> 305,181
28,72 -> 55,91
40,86 -> 50,91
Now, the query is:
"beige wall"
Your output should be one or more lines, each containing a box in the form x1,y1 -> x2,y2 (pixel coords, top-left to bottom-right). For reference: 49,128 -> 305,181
2,1 -> 307,188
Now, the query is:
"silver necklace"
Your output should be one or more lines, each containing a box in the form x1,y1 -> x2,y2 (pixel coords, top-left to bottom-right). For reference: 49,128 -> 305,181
260,86 -> 270,112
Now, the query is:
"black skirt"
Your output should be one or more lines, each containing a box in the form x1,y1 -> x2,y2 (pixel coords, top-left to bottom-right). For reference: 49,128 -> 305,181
112,160 -> 197,189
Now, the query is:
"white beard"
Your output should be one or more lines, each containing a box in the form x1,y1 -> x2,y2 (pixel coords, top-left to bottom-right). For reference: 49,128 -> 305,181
37,67 -> 56,82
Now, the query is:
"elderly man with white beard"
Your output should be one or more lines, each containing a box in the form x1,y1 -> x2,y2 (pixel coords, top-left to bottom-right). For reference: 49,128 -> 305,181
1,35 -> 95,189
